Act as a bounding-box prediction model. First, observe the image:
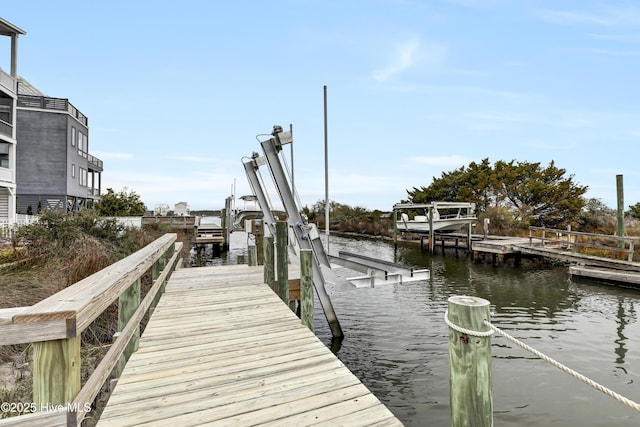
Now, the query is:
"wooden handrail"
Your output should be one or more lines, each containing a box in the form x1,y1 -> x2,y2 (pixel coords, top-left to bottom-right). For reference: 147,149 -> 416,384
71,242 -> 182,426
9,234 -> 176,337
528,226 -> 639,262
0,234 -> 182,427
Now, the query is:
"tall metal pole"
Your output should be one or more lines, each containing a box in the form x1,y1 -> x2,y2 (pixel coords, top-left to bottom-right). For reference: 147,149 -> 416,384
324,85 -> 330,253
290,123 -> 294,192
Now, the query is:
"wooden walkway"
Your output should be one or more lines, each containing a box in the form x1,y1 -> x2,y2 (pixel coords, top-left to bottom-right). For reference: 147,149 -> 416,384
98,265 -> 402,426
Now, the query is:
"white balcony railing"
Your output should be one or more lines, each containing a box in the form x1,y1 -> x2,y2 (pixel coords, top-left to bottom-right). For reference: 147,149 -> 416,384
0,68 -> 16,93
0,166 -> 14,183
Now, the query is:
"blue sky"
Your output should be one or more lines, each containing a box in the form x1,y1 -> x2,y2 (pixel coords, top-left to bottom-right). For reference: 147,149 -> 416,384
2,1 -> 640,211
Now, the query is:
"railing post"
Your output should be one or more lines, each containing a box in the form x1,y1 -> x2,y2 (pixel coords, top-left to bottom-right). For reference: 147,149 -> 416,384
276,221 -> 289,305
447,295 -> 493,427
150,258 -> 161,312
32,335 -> 81,409
300,249 -> 314,332
116,278 -> 140,376
248,244 -> 257,266
264,235 -> 275,290
256,234 -> 264,266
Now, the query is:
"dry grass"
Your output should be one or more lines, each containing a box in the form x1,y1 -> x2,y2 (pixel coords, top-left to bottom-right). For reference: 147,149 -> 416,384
0,211 -> 158,422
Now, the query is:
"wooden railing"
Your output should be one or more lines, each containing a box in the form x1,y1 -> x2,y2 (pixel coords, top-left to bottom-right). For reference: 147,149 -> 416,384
529,226 -> 638,262
0,233 -> 182,426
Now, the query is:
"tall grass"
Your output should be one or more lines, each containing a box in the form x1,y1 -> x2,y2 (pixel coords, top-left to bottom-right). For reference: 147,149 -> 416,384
0,209 -> 157,422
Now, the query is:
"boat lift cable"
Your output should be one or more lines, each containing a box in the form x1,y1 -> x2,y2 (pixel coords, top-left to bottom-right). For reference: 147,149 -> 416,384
445,310 -> 640,413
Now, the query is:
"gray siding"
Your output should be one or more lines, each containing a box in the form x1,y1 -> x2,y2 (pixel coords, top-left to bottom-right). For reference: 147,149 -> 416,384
66,115 -> 90,198
16,109 -> 67,194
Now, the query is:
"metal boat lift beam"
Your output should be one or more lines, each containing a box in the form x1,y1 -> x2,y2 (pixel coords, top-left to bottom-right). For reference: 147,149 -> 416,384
257,127 -> 344,338
243,154 -> 278,237
331,251 -> 418,277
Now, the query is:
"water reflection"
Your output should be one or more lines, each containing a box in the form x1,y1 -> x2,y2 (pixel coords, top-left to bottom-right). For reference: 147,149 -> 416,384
317,234 -> 640,427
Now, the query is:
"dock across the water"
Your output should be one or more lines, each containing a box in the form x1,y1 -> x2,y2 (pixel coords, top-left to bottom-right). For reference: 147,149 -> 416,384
98,265 -> 402,426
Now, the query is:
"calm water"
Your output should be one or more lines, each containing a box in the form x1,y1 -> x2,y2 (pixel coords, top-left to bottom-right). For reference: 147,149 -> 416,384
195,232 -> 640,426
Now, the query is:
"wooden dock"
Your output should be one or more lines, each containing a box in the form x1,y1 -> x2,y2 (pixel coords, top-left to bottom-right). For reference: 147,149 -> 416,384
98,264 -> 402,426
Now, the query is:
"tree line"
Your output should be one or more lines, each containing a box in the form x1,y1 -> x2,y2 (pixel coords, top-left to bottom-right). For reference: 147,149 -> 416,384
304,158 -> 640,236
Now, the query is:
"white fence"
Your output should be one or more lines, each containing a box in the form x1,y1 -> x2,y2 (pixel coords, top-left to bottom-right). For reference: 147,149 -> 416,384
0,214 -> 39,238
1,215 -> 143,239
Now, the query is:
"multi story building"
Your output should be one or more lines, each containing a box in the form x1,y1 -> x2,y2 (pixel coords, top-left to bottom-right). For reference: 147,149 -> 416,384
174,202 -> 189,216
154,203 -> 169,216
15,78 -> 103,213
0,18 -> 25,227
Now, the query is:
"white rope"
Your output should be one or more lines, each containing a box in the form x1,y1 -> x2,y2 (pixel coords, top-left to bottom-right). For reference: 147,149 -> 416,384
444,309 -> 495,337
484,319 -> 640,413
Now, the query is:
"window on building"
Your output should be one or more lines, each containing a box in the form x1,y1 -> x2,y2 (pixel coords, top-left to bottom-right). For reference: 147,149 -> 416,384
71,127 -> 76,147
0,142 -> 9,168
72,163 -> 76,178
78,132 -> 83,156
0,96 -> 12,124
78,131 -> 88,158
80,167 -> 87,186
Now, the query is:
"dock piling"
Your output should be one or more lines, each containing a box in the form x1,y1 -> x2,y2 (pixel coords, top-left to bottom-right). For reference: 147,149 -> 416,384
264,235 -> 275,290
300,249 -> 314,332
276,221 -> 289,305
447,295 -> 493,427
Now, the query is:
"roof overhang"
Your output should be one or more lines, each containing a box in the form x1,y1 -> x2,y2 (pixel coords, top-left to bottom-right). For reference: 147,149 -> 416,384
0,18 -> 26,37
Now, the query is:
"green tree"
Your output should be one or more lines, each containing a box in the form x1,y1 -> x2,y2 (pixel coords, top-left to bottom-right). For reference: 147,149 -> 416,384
494,160 -> 587,227
579,198 -> 616,233
406,158 -> 496,212
628,202 -> 640,219
406,159 -> 588,229
95,188 -> 147,216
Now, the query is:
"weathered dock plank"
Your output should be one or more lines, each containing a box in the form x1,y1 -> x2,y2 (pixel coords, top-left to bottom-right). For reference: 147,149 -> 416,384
98,265 -> 401,426
569,265 -> 640,286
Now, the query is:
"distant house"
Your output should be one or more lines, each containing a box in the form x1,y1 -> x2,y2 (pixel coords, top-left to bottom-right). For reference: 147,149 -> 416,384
15,78 -> 103,213
154,203 -> 169,216
174,201 -> 189,216
0,18 -> 25,227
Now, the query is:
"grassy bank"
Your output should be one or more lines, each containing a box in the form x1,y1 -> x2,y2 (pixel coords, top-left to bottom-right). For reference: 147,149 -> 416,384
0,210 -> 168,423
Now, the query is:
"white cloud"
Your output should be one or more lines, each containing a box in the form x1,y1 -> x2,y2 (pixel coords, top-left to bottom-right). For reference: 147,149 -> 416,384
373,37 -> 446,82
539,5 -> 640,27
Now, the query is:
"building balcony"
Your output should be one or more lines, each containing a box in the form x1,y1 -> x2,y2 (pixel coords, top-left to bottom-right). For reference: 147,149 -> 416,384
0,166 -> 14,183
0,119 -> 11,138
88,154 -> 103,172
0,68 -> 16,94
17,94 -> 88,126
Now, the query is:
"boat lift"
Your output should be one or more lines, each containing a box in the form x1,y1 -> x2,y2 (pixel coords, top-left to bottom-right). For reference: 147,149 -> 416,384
243,125 -> 430,338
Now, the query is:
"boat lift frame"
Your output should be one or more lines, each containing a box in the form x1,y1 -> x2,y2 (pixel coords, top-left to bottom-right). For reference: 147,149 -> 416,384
392,201 -> 476,253
243,126 -> 344,338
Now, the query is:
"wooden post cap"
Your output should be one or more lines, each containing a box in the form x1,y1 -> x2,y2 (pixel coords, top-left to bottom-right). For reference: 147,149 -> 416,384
448,295 -> 489,307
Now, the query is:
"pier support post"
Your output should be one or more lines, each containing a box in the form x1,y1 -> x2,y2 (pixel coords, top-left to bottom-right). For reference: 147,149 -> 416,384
116,278 -> 140,376
300,249 -> 314,332
264,235 -> 275,290
248,245 -> 257,266
256,234 -> 264,265
276,221 -> 289,305
447,296 -> 493,427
